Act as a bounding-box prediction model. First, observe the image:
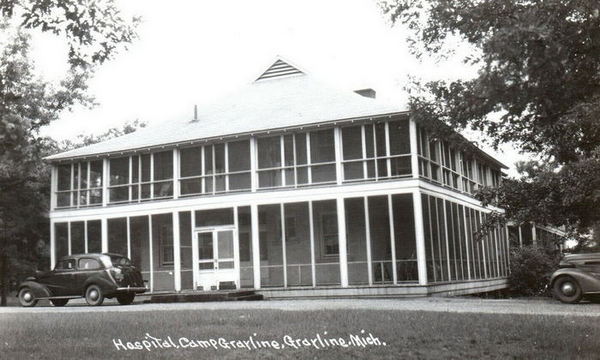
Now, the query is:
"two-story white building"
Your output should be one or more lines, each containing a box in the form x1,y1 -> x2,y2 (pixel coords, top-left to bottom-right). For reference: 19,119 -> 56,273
46,58 -> 510,298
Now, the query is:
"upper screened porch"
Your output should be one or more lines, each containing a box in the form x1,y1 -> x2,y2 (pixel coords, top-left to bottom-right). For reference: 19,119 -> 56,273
49,117 -> 505,211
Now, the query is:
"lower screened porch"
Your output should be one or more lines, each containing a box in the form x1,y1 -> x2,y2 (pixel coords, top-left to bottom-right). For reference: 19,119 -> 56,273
50,189 -> 510,296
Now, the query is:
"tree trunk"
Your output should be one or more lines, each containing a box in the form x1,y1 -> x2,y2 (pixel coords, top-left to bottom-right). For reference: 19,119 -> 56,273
0,252 -> 7,306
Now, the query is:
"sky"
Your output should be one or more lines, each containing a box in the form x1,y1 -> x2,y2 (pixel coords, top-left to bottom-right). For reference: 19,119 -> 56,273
33,0 -> 526,175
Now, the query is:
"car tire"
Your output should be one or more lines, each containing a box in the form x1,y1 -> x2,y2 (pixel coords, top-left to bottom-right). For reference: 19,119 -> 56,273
18,287 -> 38,307
85,284 -> 105,306
50,299 -> 69,307
116,293 -> 135,305
553,276 -> 583,304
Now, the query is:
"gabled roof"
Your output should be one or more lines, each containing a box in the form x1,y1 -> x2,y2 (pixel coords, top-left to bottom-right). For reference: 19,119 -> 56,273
46,58 -> 407,161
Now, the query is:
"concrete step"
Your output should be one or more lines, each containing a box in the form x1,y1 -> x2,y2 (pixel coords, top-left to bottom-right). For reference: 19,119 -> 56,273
147,290 -> 262,303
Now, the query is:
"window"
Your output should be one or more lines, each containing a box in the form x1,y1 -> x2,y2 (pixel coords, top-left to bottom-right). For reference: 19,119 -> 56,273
257,130 -> 337,189
55,259 -> 76,270
320,212 -> 339,256
108,151 -> 174,203
341,119 -> 411,182
78,258 -> 101,270
55,161 -> 103,208
152,213 -> 173,266
416,125 -> 500,194
180,140 -> 251,196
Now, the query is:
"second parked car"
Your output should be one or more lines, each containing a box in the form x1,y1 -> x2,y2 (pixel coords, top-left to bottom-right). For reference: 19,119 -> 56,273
17,253 -> 146,307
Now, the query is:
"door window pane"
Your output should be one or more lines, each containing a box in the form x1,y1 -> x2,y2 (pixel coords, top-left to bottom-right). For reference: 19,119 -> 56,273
198,232 -> 213,260
218,231 -> 234,258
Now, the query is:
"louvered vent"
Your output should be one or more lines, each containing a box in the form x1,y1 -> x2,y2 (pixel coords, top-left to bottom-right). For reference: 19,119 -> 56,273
256,59 -> 304,81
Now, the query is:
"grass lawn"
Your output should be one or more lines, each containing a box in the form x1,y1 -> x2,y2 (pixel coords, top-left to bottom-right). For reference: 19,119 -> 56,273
1,308 -> 599,359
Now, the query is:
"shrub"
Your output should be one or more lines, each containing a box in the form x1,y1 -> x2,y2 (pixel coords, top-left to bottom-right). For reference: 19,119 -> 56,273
508,246 -> 560,296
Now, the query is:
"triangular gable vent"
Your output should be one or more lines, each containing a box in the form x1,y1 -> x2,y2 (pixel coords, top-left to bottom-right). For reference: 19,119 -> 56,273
256,59 -> 304,81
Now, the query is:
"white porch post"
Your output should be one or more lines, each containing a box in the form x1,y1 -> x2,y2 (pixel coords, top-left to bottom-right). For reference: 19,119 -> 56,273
531,223 -> 538,247
173,148 -> 180,199
101,218 -> 108,253
250,137 -> 258,192
251,204 -> 261,289
102,158 -> 109,206
173,211 -> 181,292
462,206 -> 472,280
479,212 -> 488,279
50,165 -> 57,210
387,195 -> 398,284
336,197 -> 349,287
148,215 -> 154,292
412,191 -> 428,285
334,127 -> 343,185
518,225 -> 523,248
50,220 -> 56,270
364,197 -> 373,286
409,118 -> 419,179
67,221 -> 72,255
191,210 -> 198,289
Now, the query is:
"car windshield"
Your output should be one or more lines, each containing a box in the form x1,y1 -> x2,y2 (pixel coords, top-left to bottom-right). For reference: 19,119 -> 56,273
109,255 -> 132,267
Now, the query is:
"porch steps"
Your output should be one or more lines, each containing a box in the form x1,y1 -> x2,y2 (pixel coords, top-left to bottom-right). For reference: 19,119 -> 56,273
146,290 -> 263,303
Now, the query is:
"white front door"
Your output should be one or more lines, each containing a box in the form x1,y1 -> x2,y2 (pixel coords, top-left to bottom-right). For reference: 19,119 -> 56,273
194,227 -> 238,290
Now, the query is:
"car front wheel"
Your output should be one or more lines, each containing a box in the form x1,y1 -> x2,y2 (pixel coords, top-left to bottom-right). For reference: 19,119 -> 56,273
18,287 -> 38,307
51,299 -> 69,307
85,285 -> 105,306
553,276 -> 583,304
116,293 -> 135,305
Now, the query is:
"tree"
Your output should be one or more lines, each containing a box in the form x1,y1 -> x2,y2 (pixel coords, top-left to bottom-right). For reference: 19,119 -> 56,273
384,0 -> 600,239
0,0 -> 138,305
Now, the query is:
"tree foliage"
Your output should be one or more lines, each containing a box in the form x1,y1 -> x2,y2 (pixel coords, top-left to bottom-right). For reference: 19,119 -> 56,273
1,0 -> 139,67
384,0 -> 600,235
0,0 -> 138,305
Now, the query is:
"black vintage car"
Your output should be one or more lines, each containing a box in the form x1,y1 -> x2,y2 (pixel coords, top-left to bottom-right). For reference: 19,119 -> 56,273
17,253 -> 146,307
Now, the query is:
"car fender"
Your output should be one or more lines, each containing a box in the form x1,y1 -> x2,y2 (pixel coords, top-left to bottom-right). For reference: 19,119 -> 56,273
550,268 -> 600,294
18,281 -> 51,298
82,275 -> 116,296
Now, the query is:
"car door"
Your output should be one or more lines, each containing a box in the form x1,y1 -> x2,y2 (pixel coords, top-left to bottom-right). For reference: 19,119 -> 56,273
42,259 -> 77,296
76,257 -> 103,290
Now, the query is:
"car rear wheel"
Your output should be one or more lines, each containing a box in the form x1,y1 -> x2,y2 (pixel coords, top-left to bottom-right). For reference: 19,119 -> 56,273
18,287 -> 38,307
553,276 -> 583,304
51,299 -> 69,307
116,293 -> 135,305
85,285 -> 105,306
